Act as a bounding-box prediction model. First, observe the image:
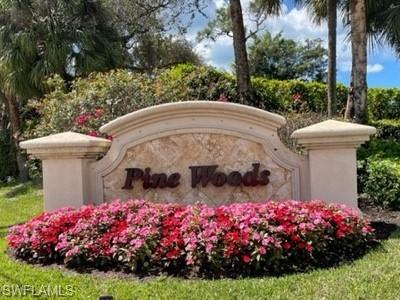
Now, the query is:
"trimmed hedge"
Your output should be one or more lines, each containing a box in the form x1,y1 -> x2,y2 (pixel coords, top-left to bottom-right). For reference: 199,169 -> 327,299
369,119 -> 400,140
27,64 -> 400,140
358,139 -> 400,209
364,158 -> 400,209
368,88 -> 400,120
7,200 -> 375,277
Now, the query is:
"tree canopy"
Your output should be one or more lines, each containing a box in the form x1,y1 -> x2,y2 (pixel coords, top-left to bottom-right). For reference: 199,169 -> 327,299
248,32 -> 328,82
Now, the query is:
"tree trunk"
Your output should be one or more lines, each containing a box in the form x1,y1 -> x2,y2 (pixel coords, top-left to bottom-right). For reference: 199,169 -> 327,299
345,55 -> 355,120
229,0 -> 253,104
350,0 -> 368,124
327,0 -> 337,117
1,92 -> 29,181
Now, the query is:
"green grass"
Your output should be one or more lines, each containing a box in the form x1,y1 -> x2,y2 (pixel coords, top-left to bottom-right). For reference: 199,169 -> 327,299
0,183 -> 399,300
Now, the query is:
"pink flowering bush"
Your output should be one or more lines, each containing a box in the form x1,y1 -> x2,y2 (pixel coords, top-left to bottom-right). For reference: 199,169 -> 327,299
7,200 -> 376,277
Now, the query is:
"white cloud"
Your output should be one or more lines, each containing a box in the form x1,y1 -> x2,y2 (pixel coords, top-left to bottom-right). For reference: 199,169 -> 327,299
194,36 -> 233,70
190,2 -> 389,78
367,64 -> 384,73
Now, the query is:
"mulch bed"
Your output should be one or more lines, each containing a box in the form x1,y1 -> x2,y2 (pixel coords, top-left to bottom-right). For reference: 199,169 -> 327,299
359,196 -> 400,240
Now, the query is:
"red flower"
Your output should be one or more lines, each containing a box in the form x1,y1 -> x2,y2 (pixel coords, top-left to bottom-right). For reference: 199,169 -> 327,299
74,113 -> 90,126
88,131 -> 98,137
94,108 -> 104,118
305,244 -> 313,252
166,248 -> 180,259
218,95 -> 228,102
242,254 -> 251,264
282,242 -> 291,250
292,93 -> 302,102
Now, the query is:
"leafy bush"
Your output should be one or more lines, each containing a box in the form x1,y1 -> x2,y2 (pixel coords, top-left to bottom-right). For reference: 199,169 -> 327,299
27,64 -> 400,140
27,70 -> 165,138
278,112 -> 329,153
368,88 -> 400,120
363,159 -> 400,209
8,200 -> 375,277
369,119 -> 400,140
357,139 -> 400,208
156,64 -> 237,103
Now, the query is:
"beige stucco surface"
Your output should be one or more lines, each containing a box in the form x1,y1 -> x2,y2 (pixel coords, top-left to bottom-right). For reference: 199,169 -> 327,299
102,133 -> 292,205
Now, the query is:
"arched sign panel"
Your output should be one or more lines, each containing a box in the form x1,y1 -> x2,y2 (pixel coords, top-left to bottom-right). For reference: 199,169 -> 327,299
90,101 -> 310,205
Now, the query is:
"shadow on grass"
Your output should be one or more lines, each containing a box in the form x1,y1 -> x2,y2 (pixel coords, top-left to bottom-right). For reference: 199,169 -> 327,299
371,221 -> 399,240
0,181 -> 42,198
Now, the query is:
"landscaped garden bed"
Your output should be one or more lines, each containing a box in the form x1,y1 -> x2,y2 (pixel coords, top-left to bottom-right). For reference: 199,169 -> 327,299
7,199 -> 376,278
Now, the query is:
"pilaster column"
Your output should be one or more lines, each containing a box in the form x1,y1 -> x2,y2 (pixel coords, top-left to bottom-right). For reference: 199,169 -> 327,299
20,132 -> 111,211
291,120 -> 376,209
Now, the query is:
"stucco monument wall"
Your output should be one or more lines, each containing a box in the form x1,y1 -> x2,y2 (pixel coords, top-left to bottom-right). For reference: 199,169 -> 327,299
21,101 -> 376,211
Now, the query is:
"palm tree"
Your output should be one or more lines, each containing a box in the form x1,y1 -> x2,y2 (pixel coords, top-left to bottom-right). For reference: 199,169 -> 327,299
0,0 -> 125,180
298,0 -> 339,117
229,0 -> 253,104
344,0 -> 400,122
228,0 -> 283,104
301,0 -> 400,123
327,0 -> 337,117
349,0 -> 367,124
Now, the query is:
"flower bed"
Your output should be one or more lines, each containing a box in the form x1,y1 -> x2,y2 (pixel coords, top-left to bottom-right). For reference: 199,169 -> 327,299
7,200 -> 375,277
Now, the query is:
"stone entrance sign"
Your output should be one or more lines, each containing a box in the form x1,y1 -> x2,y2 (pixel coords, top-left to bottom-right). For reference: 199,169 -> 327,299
21,101 -> 376,211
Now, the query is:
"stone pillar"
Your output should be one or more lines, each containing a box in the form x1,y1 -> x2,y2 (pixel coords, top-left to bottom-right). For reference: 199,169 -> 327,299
291,120 -> 376,209
20,132 -> 111,211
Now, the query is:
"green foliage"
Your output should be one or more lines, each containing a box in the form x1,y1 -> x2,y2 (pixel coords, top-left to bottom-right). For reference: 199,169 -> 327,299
130,34 -> 202,72
358,139 -> 400,161
363,158 -> 400,209
27,71 -> 164,138
368,88 -> 400,120
278,111 -> 329,153
156,64 -> 237,103
248,32 -> 328,82
369,119 -> 400,140
357,139 -> 400,208
27,64 -> 400,142
0,0 -> 125,99
27,64 -> 356,138
252,77 -> 348,113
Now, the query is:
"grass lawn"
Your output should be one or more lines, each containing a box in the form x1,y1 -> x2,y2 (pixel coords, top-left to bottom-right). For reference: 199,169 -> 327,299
0,183 -> 399,300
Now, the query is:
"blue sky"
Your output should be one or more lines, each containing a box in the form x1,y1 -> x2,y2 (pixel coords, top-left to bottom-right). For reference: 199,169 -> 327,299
187,0 -> 400,88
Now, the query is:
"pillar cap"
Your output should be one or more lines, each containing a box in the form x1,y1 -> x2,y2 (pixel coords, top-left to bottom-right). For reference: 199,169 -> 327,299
20,132 -> 111,159
291,120 -> 376,150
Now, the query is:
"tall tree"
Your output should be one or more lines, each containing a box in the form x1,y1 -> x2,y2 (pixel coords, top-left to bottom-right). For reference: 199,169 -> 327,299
298,0 -> 338,117
0,0 -> 125,180
129,34 -> 202,73
229,0 -> 252,103
350,0 -> 367,123
248,32 -> 327,81
345,0 -> 400,121
327,0 -> 337,117
198,0 -> 282,105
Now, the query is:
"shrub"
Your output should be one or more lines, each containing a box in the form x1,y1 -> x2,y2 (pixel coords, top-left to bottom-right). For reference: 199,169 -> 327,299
8,200 -> 375,277
368,88 -> 400,120
27,64 -> 400,141
156,64 -> 238,104
278,112 -> 329,153
369,119 -> 400,140
357,139 -> 400,208
363,158 -> 400,209
26,71 -> 165,139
